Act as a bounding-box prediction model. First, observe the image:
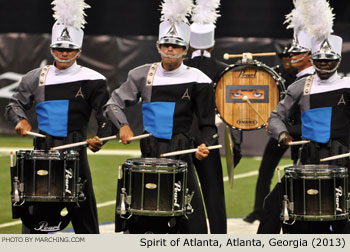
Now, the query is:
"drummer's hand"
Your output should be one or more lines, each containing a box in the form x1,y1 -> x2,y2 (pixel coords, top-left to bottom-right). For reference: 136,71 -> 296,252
87,136 -> 103,152
15,119 -> 32,136
278,131 -> 293,147
119,124 -> 134,144
195,143 -> 209,160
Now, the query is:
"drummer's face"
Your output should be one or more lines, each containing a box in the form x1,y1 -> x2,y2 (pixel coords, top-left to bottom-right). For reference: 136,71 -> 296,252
159,44 -> 186,71
313,59 -> 339,80
231,89 -> 265,100
290,52 -> 311,71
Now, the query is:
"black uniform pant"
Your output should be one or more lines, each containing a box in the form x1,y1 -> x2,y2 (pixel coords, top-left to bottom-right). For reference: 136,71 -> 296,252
22,133 -> 99,234
193,146 -> 226,233
250,137 -> 289,218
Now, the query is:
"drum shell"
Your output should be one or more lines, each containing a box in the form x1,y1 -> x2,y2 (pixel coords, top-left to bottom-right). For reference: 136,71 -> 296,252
214,62 -> 284,130
284,164 -> 349,221
13,150 -> 80,203
121,158 -> 188,216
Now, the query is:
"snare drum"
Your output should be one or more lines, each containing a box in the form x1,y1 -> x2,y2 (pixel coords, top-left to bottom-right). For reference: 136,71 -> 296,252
12,150 -> 82,203
214,61 -> 285,130
284,165 -> 349,221
117,158 -> 192,217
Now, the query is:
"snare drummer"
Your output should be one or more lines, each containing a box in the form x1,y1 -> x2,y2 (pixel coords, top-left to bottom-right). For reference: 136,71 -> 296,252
104,0 -> 215,234
5,1 -> 113,234
258,32 -> 350,234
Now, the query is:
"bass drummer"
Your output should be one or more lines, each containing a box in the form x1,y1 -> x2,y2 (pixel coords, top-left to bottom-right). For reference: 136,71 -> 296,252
103,0 -> 216,234
5,0 -> 113,234
182,0 -> 242,234
245,31 -> 314,224
258,33 -> 350,234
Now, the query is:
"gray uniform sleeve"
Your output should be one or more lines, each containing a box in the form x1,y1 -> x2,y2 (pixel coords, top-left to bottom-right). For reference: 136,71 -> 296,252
4,70 -> 39,125
268,80 -> 304,140
103,67 -> 145,129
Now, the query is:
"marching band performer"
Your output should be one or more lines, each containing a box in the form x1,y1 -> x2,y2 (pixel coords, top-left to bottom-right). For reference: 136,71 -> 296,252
104,0 -> 216,234
258,0 -> 350,234
5,0 -> 112,233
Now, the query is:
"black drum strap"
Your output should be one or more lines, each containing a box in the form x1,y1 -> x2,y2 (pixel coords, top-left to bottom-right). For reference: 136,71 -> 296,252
140,132 -> 194,162
301,140 -> 350,168
33,131 -> 84,151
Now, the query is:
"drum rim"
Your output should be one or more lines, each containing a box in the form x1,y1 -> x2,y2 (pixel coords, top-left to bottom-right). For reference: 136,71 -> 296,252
16,149 -> 78,159
212,60 -> 285,90
284,164 -> 347,173
124,158 -> 188,167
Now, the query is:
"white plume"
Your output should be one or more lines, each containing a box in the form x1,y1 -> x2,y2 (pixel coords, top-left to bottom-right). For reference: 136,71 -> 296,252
284,0 -> 334,40
160,0 -> 193,24
52,0 -> 91,29
192,0 -> 221,25
284,0 -> 309,36
303,0 -> 334,40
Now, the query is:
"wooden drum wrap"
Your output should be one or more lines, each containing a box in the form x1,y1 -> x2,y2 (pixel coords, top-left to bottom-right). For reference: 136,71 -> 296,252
214,61 -> 285,130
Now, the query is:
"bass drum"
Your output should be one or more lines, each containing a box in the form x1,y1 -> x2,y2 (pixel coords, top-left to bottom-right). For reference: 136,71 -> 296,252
214,61 -> 285,130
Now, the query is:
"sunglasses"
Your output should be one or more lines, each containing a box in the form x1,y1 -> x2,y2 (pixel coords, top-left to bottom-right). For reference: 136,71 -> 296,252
161,44 -> 184,49
54,48 -> 77,53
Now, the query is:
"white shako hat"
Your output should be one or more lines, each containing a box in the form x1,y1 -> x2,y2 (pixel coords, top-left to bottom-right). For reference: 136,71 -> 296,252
311,34 -> 342,60
158,0 -> 193,48
190,0 -> 221,49
288,30 -> 312,53
297,0 -> 341,60
50,0 -> 90,49
284,0 -> 314,54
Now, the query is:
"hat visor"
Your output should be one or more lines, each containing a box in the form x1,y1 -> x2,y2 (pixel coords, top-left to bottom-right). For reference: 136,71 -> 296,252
312,52 -> 341,60
50,42 -> 80,50
159,37 -> 187,47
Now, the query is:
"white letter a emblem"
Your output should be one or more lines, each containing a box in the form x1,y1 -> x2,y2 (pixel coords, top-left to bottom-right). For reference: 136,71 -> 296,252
181,88 -> 191,100
338,94 -> 346,106
75,87 -> 85,99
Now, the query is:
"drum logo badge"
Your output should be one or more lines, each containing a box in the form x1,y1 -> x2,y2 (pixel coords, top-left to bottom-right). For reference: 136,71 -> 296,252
307,189 -> 319,195
65,168 -> 73,194
34,221 -> 62,232
37,170 -> 48,176
335,186 -> 343,213
174,181 -> 182,208
145,183 -> 157,190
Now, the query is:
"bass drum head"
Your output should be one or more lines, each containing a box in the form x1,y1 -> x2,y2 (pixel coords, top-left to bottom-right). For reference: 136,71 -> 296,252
214,62 -> 282,130
20,202 -> 71,233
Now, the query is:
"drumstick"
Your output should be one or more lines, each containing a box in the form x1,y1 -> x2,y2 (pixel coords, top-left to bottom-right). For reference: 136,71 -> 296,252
242,96 -> 268,126
10,152 -> 14,167
26,131 -> 46,138
288,140 -> 310,146
277,167 -> 281,183
160,145 -> 222,157
118,133 -> 152,143
223,52 -> 276,60
51,133 -> 152,150
320,152 -> 350,162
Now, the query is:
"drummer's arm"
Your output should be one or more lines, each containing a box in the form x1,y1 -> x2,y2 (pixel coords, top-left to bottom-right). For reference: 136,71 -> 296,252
268,87 -> 299,141
5,74 -> 35,136
103,70 -> 141,145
